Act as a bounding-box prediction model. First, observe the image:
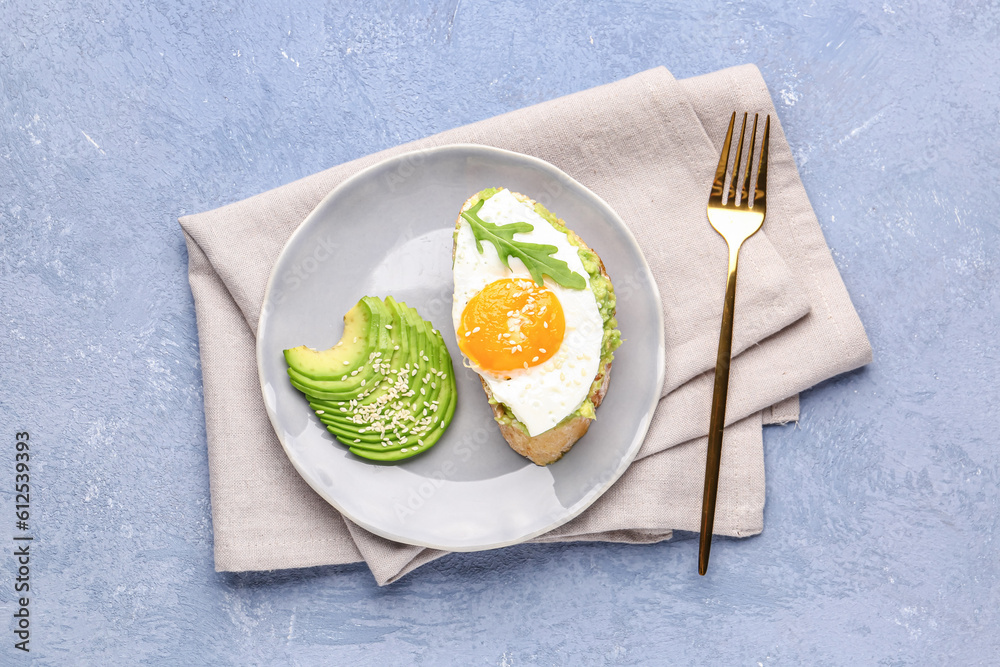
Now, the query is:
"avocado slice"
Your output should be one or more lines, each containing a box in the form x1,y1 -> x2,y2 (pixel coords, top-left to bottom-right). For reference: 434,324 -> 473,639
284,296 -> 457,461
285,297 -> 394,397
283,297 -> 383,380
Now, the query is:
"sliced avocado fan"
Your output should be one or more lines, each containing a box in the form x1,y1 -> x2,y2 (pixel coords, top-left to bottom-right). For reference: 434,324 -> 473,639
283,296 -> 457,462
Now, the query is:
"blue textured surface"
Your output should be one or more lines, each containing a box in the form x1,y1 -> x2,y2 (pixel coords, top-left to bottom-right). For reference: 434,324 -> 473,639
2,0 -> 998,663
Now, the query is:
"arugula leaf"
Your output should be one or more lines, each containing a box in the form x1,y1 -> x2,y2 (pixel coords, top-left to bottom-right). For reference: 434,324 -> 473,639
460,200 -> 587,290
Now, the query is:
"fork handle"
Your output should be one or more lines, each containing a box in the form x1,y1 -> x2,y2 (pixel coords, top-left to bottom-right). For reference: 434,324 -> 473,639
698,242 -> 742,576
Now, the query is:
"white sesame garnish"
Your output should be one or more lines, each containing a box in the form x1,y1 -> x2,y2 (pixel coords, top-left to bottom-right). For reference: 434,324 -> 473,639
539,348 -> 546,353
350,370 -> 358,376
361,379 -> 366,386
354,439 -> 360,443
343,360 -> 350,365
316,410 -> 325,414
465,331 -> 472,337
385,324 -> 392,329
532,356 -> 539,362
523,362 -> 529,369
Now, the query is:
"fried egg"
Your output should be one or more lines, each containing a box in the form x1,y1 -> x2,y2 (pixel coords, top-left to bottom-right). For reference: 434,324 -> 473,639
452,189 -> 604,437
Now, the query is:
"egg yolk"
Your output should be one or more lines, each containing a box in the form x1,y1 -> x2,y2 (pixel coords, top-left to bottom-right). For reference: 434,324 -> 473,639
458,278 -> 565,373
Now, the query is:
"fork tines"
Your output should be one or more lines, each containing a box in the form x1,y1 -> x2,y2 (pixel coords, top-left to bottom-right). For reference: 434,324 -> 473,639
710,112 -> 770,211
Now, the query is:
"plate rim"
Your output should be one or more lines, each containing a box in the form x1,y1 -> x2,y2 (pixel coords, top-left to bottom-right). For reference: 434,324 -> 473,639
256,142 -> 665,551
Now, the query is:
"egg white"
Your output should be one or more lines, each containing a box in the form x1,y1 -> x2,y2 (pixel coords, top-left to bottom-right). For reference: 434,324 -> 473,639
452,189 -> 604,437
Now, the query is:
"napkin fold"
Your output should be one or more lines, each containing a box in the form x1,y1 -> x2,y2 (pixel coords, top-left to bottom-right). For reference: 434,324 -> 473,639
180,64 -> 871,585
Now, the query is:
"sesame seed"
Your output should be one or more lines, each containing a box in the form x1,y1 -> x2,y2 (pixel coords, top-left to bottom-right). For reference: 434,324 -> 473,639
465,331 -> 472,337
420,388 -> 426,395
316,410 -> 325,414
340,407 -> 347,412
350,370 -> 358,376
543,322 -> 548,328
422,355 -> 430,361
343,360 -> 350,365
539,348 -> 546,353
385,324 -> 393,329
341,375 -> 347,381
394,345 -> 399,350
532,356 -> 539,362
523,362 -> 529,369
401,448 -> 409,452
361,379 -> 366,386
472,327 -> 480,333
354,439 -> 360,443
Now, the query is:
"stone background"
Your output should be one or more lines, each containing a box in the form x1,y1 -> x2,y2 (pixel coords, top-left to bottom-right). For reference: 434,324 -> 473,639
1,0 -> 998,663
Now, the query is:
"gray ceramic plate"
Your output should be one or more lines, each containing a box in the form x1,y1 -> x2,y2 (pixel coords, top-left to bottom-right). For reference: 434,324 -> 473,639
257,144 -> 664,551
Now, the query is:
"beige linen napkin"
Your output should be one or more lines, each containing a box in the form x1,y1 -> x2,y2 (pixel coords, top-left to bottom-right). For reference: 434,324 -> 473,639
180,64 -> 871,585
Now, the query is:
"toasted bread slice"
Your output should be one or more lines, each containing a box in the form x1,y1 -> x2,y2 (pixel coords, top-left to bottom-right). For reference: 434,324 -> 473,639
454,189 -> 618,466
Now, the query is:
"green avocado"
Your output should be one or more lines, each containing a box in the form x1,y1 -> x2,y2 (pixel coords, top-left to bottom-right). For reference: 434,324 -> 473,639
283,297 -> 383,380
283,296 -> 457,462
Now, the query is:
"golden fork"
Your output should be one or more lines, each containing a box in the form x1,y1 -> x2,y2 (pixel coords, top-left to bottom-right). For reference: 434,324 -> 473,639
699,111 -> 770,576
